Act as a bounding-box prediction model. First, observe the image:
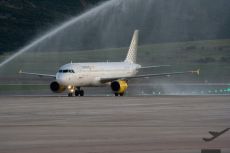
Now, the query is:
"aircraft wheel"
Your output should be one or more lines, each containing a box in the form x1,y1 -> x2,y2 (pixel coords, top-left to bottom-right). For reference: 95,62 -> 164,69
79,90 -> 84,96
75,90 -> 79,96
119,93 -> 124,96
68,93 -> 73,97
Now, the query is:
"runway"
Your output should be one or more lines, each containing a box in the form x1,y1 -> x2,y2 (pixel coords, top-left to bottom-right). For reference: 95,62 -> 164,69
0,96 -> 229,153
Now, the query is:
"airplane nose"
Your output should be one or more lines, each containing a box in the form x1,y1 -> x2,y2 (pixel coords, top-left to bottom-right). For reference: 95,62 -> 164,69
57,75 -> 69,85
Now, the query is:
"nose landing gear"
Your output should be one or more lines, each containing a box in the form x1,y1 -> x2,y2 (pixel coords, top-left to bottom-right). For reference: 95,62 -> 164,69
114,92 -> 125,96
67,86 -> 84,97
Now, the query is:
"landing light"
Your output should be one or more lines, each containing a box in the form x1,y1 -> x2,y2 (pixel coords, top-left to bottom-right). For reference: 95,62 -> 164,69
68,85 -> 72,89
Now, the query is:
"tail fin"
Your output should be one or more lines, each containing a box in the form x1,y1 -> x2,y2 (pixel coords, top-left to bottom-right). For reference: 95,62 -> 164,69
125,30 -> 139,63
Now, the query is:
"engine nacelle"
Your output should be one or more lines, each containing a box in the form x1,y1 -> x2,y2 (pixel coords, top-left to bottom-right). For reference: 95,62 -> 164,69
111,80 -> 128,94
50,81 -> 66,93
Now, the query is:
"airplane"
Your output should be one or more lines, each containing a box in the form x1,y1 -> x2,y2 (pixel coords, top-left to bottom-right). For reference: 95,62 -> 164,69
203,128 -> 230,142
19,30 -> 199,97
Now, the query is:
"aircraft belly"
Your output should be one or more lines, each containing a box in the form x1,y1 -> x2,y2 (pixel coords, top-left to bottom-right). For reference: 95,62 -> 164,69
74,74 -> 102,87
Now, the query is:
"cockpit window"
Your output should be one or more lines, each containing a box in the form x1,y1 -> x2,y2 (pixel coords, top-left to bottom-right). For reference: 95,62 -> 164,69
58,69 -> 75,73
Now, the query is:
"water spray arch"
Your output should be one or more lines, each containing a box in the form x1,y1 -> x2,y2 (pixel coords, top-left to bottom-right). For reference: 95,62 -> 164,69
0,0 -> 115,68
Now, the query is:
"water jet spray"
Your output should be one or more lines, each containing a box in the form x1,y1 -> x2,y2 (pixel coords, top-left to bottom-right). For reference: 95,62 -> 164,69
0,0 -> 114,68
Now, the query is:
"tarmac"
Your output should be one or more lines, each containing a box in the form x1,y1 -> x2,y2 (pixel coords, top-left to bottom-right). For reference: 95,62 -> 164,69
0,96 -> 229,153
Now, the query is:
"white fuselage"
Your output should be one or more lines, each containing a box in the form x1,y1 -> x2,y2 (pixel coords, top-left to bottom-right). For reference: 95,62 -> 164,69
56,62 -> 141,87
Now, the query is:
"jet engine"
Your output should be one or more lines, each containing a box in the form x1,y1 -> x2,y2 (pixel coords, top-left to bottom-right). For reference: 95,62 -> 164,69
111,80 -> 128,94
50,81 -> 66,93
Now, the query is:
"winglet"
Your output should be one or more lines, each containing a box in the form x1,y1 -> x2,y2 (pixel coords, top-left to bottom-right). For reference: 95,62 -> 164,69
191,69 -> 200,75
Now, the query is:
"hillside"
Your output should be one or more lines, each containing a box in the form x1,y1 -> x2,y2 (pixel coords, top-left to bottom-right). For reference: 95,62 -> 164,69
0,0 -> 104,53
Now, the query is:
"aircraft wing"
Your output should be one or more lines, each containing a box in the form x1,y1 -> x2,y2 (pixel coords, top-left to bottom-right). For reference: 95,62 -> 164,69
209,131 -> 219,137
138,65 -> 171,69
19,70 -> 56,78
100,69 -> 199,83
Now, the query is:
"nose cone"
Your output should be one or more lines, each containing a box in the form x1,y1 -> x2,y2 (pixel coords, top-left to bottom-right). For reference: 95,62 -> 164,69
56,74 -> 70,86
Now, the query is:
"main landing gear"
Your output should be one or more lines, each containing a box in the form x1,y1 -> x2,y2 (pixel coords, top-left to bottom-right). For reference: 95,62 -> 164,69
114,93 -> 124,96
68,93 -> 73,97
68,87 -> 84,97
75,87 -> 84,97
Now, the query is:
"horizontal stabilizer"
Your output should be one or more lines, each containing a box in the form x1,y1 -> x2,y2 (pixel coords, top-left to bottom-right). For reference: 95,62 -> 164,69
203,138 -> 211,142
209,131 -> 219,136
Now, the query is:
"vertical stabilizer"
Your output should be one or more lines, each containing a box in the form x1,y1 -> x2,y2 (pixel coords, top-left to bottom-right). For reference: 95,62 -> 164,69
125,30 -> 139,63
